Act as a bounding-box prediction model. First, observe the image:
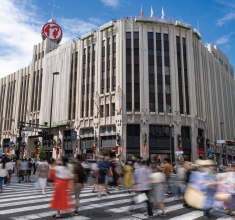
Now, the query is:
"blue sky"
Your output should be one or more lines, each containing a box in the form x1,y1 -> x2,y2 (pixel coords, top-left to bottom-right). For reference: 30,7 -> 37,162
0,0 -> 235,77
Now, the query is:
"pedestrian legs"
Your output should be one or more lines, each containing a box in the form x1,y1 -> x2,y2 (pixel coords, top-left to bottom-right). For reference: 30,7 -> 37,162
0,177 -> 4,192
74,183 -> 82,215
142,190 -> 153,217
166,174 -> 171,193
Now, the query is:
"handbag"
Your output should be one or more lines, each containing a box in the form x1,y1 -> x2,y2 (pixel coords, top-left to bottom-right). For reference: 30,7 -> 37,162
108,176 -> 114,182
184,184 -> 206,210
214,193 -> 231,203
34,180 -> 39,189
133,193 -> 148,204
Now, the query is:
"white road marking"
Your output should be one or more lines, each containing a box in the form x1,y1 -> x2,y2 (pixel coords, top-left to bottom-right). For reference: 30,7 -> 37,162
169,210 -> 203,220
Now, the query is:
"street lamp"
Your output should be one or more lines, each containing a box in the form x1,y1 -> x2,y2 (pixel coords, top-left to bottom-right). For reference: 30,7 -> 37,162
48,72 -> 59,163
170,124 -> 173,166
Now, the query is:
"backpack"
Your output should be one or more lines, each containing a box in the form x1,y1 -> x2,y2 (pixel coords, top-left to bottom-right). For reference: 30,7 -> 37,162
99,163 -> 108,175
77,164 -> 86,183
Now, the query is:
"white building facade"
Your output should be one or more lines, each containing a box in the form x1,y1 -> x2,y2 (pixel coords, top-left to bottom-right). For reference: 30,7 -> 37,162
0,17 -> 235,164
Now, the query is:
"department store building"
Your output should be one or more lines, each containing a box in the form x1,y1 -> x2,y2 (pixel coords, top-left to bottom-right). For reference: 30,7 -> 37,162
1,16 -> 235,164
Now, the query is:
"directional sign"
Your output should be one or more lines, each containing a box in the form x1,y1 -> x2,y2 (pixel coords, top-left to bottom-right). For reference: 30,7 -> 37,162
217,140 -> 225,144
72,131 -> 77,140
175,151 -> 184,154
22,133 -> 25,143
25,126 -> 34,131
0,149 -> 2,156
10,142 -> 14,146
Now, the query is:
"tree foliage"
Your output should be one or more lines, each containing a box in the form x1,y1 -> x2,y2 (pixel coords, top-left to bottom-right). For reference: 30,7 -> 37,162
39,146 -> 47,161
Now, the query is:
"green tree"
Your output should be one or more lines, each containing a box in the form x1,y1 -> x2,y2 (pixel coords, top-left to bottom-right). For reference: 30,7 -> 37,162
39,146 -> 47,161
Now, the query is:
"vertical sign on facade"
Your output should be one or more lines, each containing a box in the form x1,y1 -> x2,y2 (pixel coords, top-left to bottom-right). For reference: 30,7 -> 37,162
179,146 -> 182,151
115,146 -> 118,155
198,148 -> 204,156
35,149 -> 39,155
56,148 -> 60,155
22,133 -> 25,143
92,146 -> 95,154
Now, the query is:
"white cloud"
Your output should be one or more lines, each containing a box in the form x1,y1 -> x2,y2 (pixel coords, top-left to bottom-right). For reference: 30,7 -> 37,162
0,0 -> 42,77
101,0 -> 119,7
223,45 -> 232,51
215,32 -> 234,44
58,17 -> 99,42
217,12 -> 235,26
0,0 -> 100,78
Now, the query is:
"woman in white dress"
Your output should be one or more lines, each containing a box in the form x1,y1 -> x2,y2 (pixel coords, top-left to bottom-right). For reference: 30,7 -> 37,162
37,158 -> 49,195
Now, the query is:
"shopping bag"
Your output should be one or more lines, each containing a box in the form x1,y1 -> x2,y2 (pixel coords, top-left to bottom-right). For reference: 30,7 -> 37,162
133,193 -> 148,204
184,184 -> 206,210
108,176 -> 114,182
214,193 -> 231,203
34,180 -> 39,189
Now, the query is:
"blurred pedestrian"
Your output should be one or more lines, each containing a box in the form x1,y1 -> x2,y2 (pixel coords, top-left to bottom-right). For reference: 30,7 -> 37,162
124,160 -> 133,194
26,158 -> 33,182
37,157 -> 49,195
163,158 -> 172,194
110,156 -> 118,190
6,158 -> 13,185
19,159 -> 28,183
48,158 -> 56,190
116,155 -> 124,188
73,155 -> 86,216
97,155 -> 111,198
0,158 -> 9,192
137,160 -> 155,218
50,157 -> 73,218
33,159 -> 37,175
149,167 -> 166,217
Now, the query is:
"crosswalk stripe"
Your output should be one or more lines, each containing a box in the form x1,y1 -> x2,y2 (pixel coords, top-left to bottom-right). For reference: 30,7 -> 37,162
169,210 -> 203,220
0,187 -> 130,203
10,211 -> 90,220
0,192 -> 133,215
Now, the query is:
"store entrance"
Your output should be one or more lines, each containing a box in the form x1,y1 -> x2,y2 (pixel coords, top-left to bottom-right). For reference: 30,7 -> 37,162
101,149 -> 116,158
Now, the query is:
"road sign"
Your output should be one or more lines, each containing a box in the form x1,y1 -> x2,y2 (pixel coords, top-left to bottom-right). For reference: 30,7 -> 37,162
10,142 -> 14,145
22,133 -> 25,142
0,149 -> 2,156
72,131 -> 77,140
175,151 -> 184,154
25,126 -> 33,131
217,140 -> 225,144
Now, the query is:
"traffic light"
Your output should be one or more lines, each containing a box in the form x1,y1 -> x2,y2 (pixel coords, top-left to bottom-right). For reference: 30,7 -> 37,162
226,140 -> 234,145
38,131 -> 48,137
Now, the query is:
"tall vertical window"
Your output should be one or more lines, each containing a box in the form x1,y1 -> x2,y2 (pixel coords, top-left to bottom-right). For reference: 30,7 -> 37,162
73,52 -> 78,119
86,47 -> 91,117
91,44 -> 96,116
101,40 -> 105,94
81,49 -> 86,118
182,37 -> 190,114
134,32 -> 140,111
31,71 -> 36,112
69,53 -> 74,120
112,36 -> 116,91
176,36 -> 184,114
126,32 -> 132,111
164,34 -> 171,113
148,32 -> 155,112
34,70 -> 39,111
107,38 -> 111,92
156,33 -> 163,112
38,69 -> 43,110
24,74 -> 30,120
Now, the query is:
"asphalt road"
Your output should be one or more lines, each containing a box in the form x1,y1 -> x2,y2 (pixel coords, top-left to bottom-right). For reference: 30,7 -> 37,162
0,172 -> 231,220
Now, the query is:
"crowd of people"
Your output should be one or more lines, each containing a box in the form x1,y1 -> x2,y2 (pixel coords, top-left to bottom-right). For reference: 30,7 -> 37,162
0,154 -> 235,218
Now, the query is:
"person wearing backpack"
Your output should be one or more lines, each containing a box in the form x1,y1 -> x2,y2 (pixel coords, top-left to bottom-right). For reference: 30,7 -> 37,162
26,158 -> 33,182
73,154 -> 86,216
97,155 -> 111,198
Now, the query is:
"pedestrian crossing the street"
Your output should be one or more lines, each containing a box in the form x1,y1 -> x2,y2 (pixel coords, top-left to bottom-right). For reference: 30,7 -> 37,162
0,175 -> 231,220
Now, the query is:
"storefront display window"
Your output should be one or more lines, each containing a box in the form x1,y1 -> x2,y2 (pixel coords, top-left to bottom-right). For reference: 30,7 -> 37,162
150,154 -> 169,162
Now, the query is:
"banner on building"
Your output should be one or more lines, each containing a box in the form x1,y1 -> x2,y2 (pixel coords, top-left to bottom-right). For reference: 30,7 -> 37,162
198,148 -> 204,156
35,149 -> 39,155
115,146 -> 118,155
56,148 -> 60,155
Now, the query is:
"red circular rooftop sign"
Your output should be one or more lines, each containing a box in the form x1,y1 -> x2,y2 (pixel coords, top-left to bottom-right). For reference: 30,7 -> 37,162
42,22 -> 62,41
